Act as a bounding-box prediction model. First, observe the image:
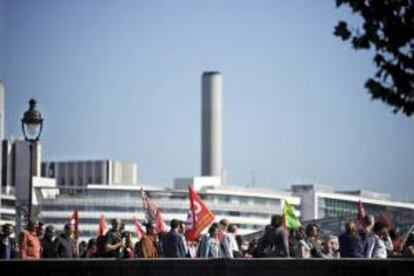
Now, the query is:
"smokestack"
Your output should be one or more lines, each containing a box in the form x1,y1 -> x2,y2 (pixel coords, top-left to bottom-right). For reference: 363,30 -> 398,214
201,71 -> 222,179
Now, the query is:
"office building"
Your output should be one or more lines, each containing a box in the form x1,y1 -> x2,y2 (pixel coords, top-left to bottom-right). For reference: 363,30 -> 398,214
41,160 -> 138,194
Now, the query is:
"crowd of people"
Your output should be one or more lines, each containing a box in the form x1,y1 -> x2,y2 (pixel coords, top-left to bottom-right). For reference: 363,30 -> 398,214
1,214 -> 413,260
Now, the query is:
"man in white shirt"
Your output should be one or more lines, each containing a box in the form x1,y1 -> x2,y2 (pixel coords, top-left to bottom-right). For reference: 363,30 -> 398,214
218,219 -> 233,258
228,224 -> 242,257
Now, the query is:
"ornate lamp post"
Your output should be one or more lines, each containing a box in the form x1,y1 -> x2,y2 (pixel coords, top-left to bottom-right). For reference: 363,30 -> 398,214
21,99 -> 43,220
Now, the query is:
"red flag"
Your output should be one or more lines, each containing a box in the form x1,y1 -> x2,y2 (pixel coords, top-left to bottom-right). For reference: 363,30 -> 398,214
69,209 -> 79,240
357,200 -> 366,226
132,216 -> 145,240
141,188 -> 166,233
97,214 -> 107,236
185,185 -> 215,241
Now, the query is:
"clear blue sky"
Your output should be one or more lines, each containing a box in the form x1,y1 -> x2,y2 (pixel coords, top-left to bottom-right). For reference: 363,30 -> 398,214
1,0 -> 413,201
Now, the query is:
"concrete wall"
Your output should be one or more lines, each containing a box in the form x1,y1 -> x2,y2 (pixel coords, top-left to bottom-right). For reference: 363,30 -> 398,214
1,259 -> 413,276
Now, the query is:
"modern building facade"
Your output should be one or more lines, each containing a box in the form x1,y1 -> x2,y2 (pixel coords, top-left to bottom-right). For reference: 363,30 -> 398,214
41,160 -> 138,194
0,138 -> 51,230
0,192 -> 15,226
291,184 -> 414,232
2,139 -> 41,195
36,182 -> 301,240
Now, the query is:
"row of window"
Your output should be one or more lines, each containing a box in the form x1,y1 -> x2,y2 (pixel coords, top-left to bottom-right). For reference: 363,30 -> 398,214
58,177 -> 102,186
40,204 -> 271,219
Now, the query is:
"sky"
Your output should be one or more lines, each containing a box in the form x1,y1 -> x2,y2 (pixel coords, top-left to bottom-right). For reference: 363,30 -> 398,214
0,0 -> 413,201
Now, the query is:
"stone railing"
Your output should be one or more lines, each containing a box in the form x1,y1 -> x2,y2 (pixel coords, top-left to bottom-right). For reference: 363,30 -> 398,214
1,258 -> 413,276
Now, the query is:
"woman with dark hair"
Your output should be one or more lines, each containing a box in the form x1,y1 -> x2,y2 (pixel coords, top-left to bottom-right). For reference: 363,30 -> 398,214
305,223 -> 323,258
197,223 -> 221,258
78,241 -> 87,258
86,238 -> 97,258
366,221 -> 393,258
96,234 -> 108,257
293,227 -> 311,258
122,232 -> 134,259
260,214 -> 289,257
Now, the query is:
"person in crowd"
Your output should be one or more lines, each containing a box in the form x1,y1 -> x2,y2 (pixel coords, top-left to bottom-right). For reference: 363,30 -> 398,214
198,223 -> 221,258
288,229 -> 296,257
19,220 -> 41,259
218,219 -> 233,258
261,215 -> 290,257
133,241 -> 141,258
36,221 -> 45,240
339,220 -> 364,258
403,245 -> 414,258
235,235 -> 244,253
137,222 -> 159,258
187,241 -> 198,258
162,219 -> 187,258
105,218 -> 124,258
389,228 -> 403,256
122,231 -> 134,259
331,235 -> 340,258
365,221 -> 393,259
95,234 -> 108,257
78,241 -> 88,258
41,225 -> 56,258
321,235 -> 340,258
54,223 -> 77,258
305,223 -> 323,258
86,238 -> 97,258
236,234 -> 249,257
359,214 -> 375,246
293,227 -> 311,259
0,223 -> 17,259
402,230 -> 414,257
178,220 -> 189,257
246,239 -> 258,258
240,239 -> 250,257
228,224 -> 242,257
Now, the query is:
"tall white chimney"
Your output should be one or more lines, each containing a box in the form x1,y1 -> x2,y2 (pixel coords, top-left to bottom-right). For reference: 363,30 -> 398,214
0,82 -> 4,142
201,71 -> 222,179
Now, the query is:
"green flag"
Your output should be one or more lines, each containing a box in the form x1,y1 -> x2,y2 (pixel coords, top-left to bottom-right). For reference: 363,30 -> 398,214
283,200 -> 301,230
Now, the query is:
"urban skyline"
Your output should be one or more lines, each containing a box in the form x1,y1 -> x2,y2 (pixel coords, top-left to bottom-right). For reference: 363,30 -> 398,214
1,1 -> 413,201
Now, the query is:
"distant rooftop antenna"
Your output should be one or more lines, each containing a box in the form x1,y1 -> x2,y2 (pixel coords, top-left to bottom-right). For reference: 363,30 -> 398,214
250,171 -> 256,188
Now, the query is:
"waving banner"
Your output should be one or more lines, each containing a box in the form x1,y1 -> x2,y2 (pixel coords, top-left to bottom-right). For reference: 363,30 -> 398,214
185,185 -> 215,241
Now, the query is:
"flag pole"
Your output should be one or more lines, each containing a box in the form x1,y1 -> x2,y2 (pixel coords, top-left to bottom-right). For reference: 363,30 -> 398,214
140,187 -> 146,222
189,185 -> 197,232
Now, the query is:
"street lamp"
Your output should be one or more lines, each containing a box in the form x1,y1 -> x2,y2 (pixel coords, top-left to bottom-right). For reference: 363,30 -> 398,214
21,99 -> 43,220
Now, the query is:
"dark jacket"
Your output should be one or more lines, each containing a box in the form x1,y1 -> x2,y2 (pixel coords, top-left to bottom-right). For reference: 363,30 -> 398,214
105,230 -> 123,258
339,232 -> 364,258
260,225 -> 290,257
54,234 -> 77,258
41,237 -> 56,258
0,235 -> 17,259
161,230 -> 187,258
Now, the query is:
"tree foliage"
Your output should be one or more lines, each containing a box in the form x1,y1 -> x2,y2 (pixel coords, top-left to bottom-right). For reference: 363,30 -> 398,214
334,0 -> 414,116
